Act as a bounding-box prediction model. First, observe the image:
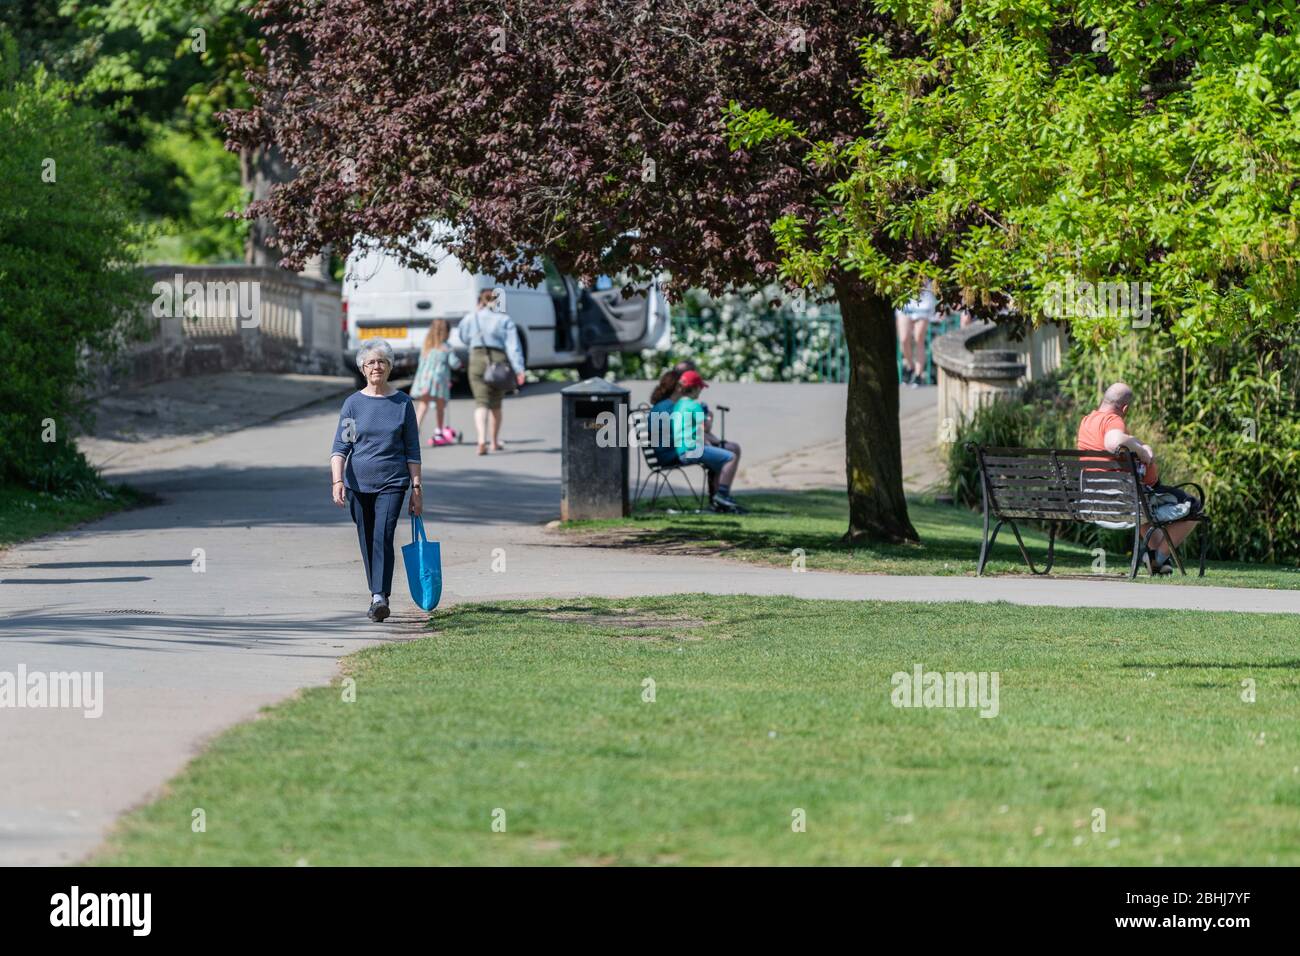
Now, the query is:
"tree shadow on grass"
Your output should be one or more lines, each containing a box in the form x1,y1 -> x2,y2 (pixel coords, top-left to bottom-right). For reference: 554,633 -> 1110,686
447,603 -> 610,617
1120,660 -> 1300,669
435,601 -> 718,637
600,516 -> 1057,570
621,490 -> 1188,576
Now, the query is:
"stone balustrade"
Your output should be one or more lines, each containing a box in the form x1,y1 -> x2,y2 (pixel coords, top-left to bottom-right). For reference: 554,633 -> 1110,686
932,320 -> 1066,441
88,265 -> 344,394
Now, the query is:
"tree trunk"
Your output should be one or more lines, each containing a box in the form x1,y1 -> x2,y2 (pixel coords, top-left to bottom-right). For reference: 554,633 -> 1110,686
835,278 -> 919,544
241,145 -> 293,266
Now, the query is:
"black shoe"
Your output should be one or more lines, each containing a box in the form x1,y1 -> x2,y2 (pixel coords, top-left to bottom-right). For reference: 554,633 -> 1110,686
711,492 -> 743,514
368,599 -> 390,622
1144,551 -> 1174,576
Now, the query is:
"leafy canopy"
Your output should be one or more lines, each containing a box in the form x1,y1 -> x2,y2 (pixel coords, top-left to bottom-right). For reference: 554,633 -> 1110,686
733,0 -> 1300,347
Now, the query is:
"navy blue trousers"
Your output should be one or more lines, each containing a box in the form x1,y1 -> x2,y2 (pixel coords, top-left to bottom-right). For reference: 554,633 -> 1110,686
348,486 -> 407,598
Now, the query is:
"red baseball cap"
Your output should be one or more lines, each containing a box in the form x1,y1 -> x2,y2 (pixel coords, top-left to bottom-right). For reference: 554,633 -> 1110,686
679,370 -> 708,389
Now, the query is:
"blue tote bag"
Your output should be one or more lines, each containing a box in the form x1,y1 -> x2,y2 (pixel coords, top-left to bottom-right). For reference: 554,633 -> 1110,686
402,515 -> 443,611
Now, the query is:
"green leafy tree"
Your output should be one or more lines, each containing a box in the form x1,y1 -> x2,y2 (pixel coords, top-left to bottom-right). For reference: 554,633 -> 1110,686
59,0 -> 256,129
148,123 -> 249,261
741,0 -> 1300,346
0,33 -> 147,485
4,0 -> 260,262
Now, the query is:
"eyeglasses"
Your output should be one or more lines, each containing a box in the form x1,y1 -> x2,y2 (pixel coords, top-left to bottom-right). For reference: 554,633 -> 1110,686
363,360 -> 390,369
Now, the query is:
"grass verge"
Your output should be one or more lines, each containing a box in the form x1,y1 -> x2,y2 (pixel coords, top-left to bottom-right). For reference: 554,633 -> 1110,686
95,595 -> 1300,865
0,481 -> 144,553
561,490 -> 1300,590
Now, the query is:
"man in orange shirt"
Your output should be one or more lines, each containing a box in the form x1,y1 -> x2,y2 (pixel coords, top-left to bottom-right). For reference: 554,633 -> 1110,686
1077,382 -> 1200,574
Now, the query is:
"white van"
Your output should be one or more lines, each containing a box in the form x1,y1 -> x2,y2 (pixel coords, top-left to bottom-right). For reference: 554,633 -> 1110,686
341,241 -> 672,386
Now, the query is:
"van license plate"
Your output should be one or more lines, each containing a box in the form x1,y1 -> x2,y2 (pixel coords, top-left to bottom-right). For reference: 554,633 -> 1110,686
360,326 -> 406,339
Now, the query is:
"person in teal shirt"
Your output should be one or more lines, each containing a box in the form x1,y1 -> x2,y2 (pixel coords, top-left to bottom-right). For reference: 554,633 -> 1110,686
671,370 -> 741,512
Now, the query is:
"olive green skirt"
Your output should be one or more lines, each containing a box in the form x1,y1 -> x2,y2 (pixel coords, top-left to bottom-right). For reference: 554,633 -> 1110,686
468,346 -> 508,409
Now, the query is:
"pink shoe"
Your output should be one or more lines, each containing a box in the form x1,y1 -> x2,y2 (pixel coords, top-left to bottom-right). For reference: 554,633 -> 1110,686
430,433 -> 454,447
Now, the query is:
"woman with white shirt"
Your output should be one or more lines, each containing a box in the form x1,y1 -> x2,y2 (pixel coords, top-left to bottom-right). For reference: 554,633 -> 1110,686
450,288 -> 527,454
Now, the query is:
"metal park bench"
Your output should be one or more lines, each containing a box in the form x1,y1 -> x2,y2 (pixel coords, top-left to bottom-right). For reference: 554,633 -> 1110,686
969,445 -> 1212,579
630,404 -> 709,511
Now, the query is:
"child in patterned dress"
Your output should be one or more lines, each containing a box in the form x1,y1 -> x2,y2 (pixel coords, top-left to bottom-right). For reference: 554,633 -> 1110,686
411,320 -> 458,446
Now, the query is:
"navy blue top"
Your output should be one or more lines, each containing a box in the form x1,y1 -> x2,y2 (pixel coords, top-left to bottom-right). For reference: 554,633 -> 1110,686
330,391 -> 421,493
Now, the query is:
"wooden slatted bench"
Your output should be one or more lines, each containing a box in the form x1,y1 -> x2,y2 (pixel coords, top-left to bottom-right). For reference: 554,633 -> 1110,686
968,444 -> 1212,578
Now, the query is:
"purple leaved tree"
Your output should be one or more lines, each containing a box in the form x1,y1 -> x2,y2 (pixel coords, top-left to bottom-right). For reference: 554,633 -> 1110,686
224,0 -> 925,542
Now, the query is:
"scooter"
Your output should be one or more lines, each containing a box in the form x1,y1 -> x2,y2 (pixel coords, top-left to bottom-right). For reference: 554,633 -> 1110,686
427,407 -> 464,447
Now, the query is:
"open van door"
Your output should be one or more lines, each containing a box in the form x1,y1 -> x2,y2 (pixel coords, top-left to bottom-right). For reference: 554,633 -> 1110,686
576,279 -> 672,352
639,281 -> 672,352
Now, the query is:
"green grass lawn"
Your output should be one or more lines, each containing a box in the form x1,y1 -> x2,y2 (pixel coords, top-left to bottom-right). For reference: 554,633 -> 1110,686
562,489 -> 1300,590
96,595 -> 1300,866
0,481 -> 143,552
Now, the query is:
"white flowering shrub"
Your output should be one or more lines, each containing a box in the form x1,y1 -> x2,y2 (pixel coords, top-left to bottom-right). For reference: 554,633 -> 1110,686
611,284 -> 846,382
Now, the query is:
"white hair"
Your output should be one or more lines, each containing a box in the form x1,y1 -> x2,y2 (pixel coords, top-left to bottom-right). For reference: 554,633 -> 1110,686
356,339 -> 395,371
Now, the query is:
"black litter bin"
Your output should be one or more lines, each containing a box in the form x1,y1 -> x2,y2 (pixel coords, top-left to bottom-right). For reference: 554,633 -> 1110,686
560,378 -> 630,520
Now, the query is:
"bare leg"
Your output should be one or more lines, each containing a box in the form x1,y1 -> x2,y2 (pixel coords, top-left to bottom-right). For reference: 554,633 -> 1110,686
1164,522 -> 1190,554
896,312 -> 913,371
434,397 -> 446,431
490,408 -> 504,450
1140,523 -> 1162,556
414,397 -> 429,428
474,406 -> 489,452
1155,519 -> 1197,557
912,321 -> 927,380
719,442 -> 741,489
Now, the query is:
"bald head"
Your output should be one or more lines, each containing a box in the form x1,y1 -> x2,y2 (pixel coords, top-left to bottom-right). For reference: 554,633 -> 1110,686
1101,382 -> 1134,412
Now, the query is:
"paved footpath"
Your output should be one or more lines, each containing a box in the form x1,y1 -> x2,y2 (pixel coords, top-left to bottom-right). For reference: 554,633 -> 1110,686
2,375 -> 1296,865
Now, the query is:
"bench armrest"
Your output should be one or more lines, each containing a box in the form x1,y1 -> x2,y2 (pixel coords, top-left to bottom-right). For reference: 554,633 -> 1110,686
1166,481 -> 1205,503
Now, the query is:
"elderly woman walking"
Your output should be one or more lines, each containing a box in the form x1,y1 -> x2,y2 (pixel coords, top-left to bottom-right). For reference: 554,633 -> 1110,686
330,339 -> 422,622
450,288 -> 526,455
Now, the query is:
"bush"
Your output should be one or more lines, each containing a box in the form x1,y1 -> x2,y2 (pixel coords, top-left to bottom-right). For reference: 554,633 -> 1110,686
24,443 -> 112,498
0,34 -> 147,489
611,284 -> 842,383
946,375 -> 1078,509
949,333 -> 1300,565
